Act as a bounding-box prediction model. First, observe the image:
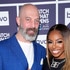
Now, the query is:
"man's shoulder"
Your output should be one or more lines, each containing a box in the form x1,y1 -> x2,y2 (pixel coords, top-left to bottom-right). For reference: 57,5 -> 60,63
32,41 -> 46,58
0,35 -> 16,45
32,41 -> 46,51
33,41 -> 44,47
0,35 -> 17,52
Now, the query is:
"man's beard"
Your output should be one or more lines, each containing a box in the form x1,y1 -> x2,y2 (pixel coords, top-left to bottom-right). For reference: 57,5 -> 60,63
19,26 -> 38,41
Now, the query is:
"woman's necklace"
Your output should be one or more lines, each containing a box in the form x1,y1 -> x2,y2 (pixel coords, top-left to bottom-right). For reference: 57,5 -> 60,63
51,58 -> 65,68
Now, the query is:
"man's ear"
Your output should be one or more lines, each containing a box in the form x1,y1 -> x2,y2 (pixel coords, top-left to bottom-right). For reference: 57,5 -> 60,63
16,17 -> 20,26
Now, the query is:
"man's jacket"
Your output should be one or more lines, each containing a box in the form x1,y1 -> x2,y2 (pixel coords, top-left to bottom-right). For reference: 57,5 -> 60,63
0,35 -> 46,70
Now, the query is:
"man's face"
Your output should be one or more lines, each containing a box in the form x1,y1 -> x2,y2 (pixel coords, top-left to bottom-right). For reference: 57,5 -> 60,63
18,6 -> 40,41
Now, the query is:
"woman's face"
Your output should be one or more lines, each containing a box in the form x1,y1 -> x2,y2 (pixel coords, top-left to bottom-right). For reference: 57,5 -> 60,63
47,30 -> 65,59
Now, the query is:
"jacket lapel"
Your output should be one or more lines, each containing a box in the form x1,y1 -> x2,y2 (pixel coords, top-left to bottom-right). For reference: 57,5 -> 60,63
31,42 -> 38,70
10,36 -> 28,69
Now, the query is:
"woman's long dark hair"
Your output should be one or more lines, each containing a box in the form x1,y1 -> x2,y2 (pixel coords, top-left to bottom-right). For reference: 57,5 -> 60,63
46,24 -> 70,70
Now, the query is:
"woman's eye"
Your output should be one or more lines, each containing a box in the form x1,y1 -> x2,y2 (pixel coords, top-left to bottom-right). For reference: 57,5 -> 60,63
57,41 -> 63,43
47,41 -> 52,44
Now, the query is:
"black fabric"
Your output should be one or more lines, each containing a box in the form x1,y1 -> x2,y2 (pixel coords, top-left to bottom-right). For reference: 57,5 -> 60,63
42,57 -> 65,70
50,58 -> 65,70
42,58 -> 50,70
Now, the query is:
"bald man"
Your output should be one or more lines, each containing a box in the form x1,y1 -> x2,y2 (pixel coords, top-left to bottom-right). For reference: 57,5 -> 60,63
0,4 -> 46,70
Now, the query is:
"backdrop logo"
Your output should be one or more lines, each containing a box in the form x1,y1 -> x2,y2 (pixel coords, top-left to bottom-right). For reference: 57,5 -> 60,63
65,8 -> 70,26
0,11 -> 9,26
39,9 -> 49,31
0,33 -> 10,41
36,35 -> 46,48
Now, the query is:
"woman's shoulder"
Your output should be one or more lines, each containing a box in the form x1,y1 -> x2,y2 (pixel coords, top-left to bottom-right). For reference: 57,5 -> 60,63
42,57 -> 50,70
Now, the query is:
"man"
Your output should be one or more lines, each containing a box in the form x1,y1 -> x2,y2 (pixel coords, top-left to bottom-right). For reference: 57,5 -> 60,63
0,4 -> 46,70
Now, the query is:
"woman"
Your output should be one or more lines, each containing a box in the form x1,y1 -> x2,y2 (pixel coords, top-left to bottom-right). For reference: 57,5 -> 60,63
42,24 -> 70,70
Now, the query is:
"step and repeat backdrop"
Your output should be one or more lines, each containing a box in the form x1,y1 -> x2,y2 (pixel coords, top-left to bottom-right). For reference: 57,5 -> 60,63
0,0 -> 70,47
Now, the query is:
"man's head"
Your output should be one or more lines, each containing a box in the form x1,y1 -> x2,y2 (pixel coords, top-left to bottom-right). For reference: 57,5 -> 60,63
16,4 -> 40,42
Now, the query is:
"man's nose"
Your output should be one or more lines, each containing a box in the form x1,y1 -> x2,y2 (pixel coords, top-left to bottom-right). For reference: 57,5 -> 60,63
31,20 -> 35,28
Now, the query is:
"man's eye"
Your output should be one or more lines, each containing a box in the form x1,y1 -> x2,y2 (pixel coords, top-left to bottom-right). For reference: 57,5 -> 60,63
26,18 -> 30,21
35,19 -> 40,23
25,17 -> 31,21
34,18 -> 40,23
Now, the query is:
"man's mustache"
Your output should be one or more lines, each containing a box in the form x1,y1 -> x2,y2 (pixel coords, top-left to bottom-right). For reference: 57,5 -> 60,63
26,28 -> 38,33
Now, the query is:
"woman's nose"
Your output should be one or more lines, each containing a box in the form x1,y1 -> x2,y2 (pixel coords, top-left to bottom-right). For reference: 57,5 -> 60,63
52,43 -> 56,49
